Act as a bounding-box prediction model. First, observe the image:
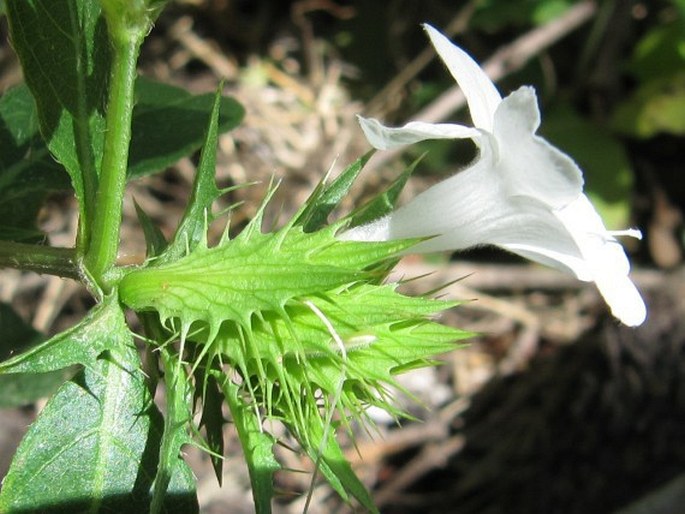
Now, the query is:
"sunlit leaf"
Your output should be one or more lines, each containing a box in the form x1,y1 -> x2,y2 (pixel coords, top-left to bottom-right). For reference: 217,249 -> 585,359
296,152 -> 372,232
120,223 -> 414,338
0,294 -> 121,375
613,72 -> 685,139
157,86 -> 222,264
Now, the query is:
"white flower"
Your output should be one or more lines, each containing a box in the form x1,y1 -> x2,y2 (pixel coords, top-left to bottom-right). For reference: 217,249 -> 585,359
343,24 -> 646,327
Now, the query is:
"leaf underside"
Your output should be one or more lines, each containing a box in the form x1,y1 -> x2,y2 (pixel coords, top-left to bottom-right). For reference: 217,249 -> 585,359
0,307 -> 198,514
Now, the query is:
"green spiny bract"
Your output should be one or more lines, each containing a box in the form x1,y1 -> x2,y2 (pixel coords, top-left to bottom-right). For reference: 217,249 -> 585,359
120,217 -> 467,428
119,222 -> 414,342
206,282 -> 467,446
119,209 -> 468,509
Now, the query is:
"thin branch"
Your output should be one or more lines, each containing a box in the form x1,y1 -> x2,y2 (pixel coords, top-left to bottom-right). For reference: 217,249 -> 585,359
0,241 -> 80,280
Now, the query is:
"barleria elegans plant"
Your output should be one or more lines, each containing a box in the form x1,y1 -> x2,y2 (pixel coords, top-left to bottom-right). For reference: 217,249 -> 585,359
0,3 -> 645,514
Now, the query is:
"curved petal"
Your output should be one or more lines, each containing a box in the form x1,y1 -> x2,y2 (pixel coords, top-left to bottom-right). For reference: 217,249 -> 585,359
423,24 -> 502,131
357,116 -> 480,150
503,243 -> 592,280
345,25 -> 646,327
396,188 -> 582,260
494,87 -> 541,135
594,272 -> 647,327
341,140 -> 498,246
555,195 -> 631,276
509,238 -> 647,326
478,196 -> 591,279
554,195 -> 645,324
494,88 -> 584,207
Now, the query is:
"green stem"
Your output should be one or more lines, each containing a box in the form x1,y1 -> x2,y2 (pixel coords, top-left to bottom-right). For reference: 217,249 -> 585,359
0,241 -> 79,280
84,36 -> 141,291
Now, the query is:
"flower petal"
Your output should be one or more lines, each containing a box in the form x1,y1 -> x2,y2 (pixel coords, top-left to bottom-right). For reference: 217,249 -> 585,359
502,242 -> 592,281
554,195 -> 631,276
357,116 -> 479,150
554,195 -> 646,325
423,23 -> 502,131
494,87 -> 584,207
341,215 -> 391,242
594,272 -> 647,327
495,86 -> 541,134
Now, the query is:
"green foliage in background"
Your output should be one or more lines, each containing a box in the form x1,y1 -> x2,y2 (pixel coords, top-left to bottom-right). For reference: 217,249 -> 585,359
614,13 -> 685,138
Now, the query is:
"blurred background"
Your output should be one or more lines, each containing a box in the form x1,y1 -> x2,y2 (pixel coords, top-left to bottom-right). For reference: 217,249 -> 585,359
2,0 -> 685,512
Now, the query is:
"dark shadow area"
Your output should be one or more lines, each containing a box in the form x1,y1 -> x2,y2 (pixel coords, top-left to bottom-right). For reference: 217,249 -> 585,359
4,490 -> 198,514
397,284 -> 685,514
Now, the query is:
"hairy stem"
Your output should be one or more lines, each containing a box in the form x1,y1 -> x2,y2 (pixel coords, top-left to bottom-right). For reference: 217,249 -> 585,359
0,241 -> 79,280
84,35 -> 141,291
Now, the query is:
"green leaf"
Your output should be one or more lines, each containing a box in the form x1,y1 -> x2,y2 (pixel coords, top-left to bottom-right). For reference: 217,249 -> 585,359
0,319 -> 198,513
128,78 -> 243,179
0,294 -> 122,374
212,283 -> 464,424
136,314 -> 199,514
222,379 -> 280,514
158,86 -> 222,263
296,152 -> 373,232
0,85 -> 71,241
305,419 -> 378,514
0,77 -> 241,243
627,19 -> 685,82
5,3 -> 240,253
6,0 -> 110,239
134,199 -> 169,259
0,303 -> 69,407
208,282 -> 465,510
613,72 -> 685,139
348,155 -> 418,228
163,459 -> 198,514
197,373 -> 226,484
541,104 -> 634,229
